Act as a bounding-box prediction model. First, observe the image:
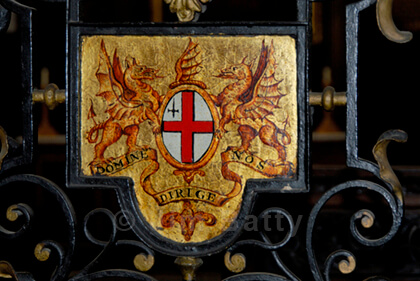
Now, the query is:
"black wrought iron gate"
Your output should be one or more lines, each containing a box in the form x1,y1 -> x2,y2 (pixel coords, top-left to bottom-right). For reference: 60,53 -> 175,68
0,0 -> 418,280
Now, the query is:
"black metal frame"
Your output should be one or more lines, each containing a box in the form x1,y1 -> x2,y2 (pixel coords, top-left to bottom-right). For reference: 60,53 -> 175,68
67,22 -> 310,257
0,0 -> 34,173
0,0 -> 411,279
66,0 -> 312,258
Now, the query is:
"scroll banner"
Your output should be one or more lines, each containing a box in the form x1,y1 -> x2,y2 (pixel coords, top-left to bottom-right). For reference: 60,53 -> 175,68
221,147 -> 294,179
90,146 -> 294,207
153,186 -> 232,206
90,146 -> 156,175
148,147 -> 295,206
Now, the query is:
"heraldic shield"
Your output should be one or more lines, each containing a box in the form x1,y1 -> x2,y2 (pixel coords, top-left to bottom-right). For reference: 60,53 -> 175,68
76,32 -> 307,253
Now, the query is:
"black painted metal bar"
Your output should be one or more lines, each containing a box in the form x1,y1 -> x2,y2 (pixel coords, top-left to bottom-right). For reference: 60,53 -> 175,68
0,0 -> 414,280
0,0 -> 35,172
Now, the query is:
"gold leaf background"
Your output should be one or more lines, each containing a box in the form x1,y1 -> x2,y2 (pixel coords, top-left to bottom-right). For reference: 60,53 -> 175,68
80,35 -> 298,243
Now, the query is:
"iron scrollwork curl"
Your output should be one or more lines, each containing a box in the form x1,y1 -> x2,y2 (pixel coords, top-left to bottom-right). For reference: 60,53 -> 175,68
0,203 -> 33,239
307,130 -> 407,280
0,174 -> 76,281
0,260 -> 34,280
71,270 -> 159,281
323,250 -> 356,278
0,0 -> 415,278
376,0 -> 413,43
308,180 -> 401,280
222,272 -> 290,281
225,208 -> 300,280
70,208 -> 156,281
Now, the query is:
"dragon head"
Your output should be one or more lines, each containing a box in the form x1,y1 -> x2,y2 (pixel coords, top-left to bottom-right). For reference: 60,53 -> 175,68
125,57 -> 162,80
216,57 -> 253,80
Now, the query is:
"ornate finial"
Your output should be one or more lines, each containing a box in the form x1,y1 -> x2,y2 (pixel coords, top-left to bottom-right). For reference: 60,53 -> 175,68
174,256 -> 203,281
164,0 -> 210,22
376,0 -> 413,43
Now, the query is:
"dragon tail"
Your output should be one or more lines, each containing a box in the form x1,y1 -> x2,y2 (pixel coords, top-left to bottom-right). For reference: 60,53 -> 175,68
276,127 -> 291,146
87,121 -> 106,143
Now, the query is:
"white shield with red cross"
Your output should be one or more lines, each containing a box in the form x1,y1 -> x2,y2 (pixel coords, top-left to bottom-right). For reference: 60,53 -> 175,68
161,90 -> 215,165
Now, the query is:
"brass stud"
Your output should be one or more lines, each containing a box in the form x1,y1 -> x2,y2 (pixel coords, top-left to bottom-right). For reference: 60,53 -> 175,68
309,86 -> 346,111
32,83 -> 65,110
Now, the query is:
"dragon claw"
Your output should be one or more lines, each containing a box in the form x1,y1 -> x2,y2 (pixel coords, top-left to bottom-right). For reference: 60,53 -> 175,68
89,156 -> 115,167
128,145 -> 143,153
89,159 -> 101,167
265,159 -> 283,167
104,157 -> 115,163
236,146 -> 250,153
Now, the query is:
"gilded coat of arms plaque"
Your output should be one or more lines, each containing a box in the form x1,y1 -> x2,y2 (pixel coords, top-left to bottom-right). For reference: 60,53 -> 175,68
69,25 -> 309,255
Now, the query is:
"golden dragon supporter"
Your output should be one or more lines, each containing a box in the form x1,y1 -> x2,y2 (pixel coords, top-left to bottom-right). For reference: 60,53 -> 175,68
87,40 -> 162,164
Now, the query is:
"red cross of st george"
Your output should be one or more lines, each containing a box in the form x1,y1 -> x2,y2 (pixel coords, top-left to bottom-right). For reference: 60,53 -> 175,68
163,91 -> 213,163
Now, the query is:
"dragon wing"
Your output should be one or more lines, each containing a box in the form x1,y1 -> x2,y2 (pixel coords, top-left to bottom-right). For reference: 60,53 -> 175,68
95,40 -> 125,107
236,40 -> 284,120
95,40 -> 144,120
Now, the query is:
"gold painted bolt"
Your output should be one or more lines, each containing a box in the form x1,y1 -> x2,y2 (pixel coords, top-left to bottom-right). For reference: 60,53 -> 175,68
309,86 -> 347,111
32,83 -> 65,110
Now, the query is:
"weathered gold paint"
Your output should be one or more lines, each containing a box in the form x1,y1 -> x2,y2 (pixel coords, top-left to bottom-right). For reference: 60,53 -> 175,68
224,252 -> 246,273
80,35 -> 298,243
376,0 -> 413,43
134,253 -> 154,272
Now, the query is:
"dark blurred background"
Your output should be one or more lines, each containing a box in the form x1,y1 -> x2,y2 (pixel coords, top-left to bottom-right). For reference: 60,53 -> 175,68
0,0 -> 419,280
